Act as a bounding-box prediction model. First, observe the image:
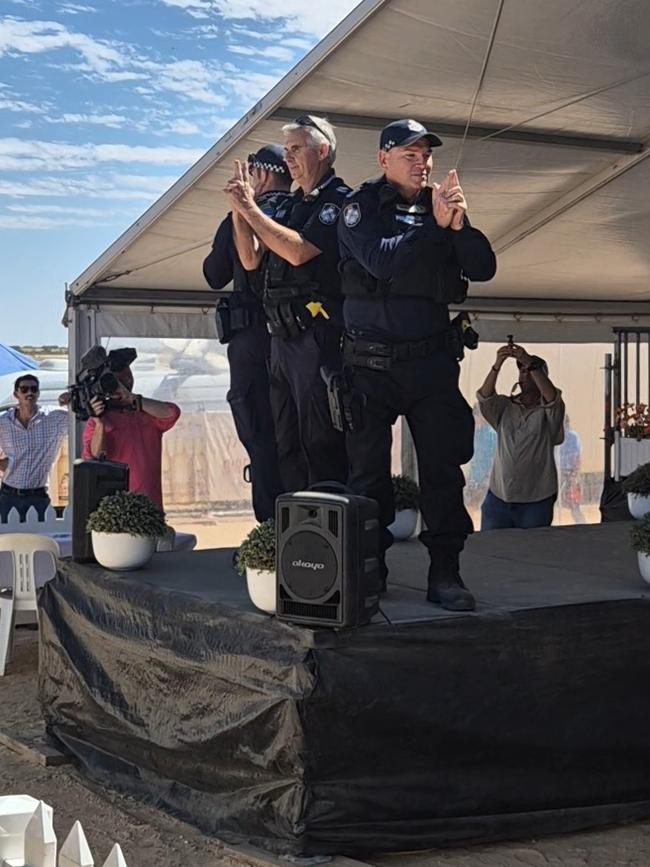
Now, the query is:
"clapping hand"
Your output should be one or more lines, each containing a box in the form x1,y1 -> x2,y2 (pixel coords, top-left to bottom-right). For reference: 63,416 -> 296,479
432,169 -> 468,230
223,159 -> 256,214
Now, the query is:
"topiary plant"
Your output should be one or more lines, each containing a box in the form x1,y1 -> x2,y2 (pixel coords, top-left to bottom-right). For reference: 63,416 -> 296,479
392,474 -> 420,512
235,519 -> 276,575
622,463 -> 650,496
87,490 -> 167,538
631,515 -> 650,554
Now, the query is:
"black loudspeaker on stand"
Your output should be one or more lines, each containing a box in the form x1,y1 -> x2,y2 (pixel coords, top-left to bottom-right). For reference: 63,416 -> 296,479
276,484 -> 381,628
72,459 -> 129,562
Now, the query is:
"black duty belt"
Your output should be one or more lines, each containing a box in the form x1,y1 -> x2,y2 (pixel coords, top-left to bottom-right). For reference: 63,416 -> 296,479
1,483 -> 48,497
343,331 -> 448,370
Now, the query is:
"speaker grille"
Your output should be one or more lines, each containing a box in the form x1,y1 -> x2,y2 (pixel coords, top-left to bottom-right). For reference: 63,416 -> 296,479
280,600 -> 339,621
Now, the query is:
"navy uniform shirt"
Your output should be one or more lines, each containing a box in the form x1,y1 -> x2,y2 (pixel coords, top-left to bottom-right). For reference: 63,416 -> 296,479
203,190 -> 292,302
266,169 -> 351,319
338,176 -> 496,341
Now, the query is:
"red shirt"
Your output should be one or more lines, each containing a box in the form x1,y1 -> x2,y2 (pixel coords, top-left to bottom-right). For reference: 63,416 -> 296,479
82,404 -> 180,511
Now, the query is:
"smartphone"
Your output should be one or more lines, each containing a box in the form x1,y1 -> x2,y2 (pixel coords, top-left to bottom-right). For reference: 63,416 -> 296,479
507,334 -> 514,349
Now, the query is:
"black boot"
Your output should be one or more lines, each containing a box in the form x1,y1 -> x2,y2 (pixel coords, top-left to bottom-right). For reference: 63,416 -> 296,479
427,550 -> 475,611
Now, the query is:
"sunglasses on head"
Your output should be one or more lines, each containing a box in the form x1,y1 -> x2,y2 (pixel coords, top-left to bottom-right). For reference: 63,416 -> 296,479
293,115 -> 331,143
18,385 -> 38,393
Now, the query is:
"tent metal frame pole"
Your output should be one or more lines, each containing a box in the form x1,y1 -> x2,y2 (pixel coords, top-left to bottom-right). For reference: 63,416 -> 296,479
604,353 -> 613,480
270,109 -> 644,155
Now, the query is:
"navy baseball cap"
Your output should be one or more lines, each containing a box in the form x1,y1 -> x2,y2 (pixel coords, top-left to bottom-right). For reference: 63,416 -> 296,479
380,119 -> 443,152
247,144 -> 288,175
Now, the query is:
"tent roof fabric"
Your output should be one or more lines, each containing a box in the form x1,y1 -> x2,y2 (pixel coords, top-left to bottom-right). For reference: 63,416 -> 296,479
70,0 -> 650,317
0,344 -> 38,377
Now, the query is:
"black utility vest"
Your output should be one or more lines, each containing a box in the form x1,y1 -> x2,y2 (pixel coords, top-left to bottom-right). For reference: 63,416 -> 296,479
265,173 -> 345,302
341,181 -> 468,305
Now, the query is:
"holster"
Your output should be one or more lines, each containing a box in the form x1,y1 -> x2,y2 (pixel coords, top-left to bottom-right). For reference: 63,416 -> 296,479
320,366 -> 365,432
448,312 -> 479,361
264,282 -> 318,341
215,296 -> 253,344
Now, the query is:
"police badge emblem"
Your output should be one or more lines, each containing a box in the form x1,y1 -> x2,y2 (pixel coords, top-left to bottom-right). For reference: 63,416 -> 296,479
318,203 -> 340,225
343,202 -> 361,227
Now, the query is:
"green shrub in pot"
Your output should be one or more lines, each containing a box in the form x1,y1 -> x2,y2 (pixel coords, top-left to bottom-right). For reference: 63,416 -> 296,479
392,474 -> 420,512
235,518 -> 276,576
87,490 -> 167,537
622,463 -> 650,496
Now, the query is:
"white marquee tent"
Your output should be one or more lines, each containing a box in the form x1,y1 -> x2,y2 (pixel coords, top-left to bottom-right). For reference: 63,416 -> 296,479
66,0 -> 650,367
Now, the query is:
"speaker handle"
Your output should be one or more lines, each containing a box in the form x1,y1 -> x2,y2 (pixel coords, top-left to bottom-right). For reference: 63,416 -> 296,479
306,480 -> 352,495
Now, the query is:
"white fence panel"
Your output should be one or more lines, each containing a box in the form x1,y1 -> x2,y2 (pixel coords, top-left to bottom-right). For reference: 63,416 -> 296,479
101,846 -> 127,867
0,797 -> 128,867
0,507 -> 70,535
59,822 -> 92,867
0,795 -> 40,862
23,801 -> 56,867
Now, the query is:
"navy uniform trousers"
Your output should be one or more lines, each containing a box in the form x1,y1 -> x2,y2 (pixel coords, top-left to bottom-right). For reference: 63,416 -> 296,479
227,324 -> 282,522
346,349 -> 474,557
269,319 -> 348,492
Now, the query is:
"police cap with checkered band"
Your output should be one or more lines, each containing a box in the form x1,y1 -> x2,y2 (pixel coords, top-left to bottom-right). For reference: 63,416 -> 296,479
247,144 -> 289,175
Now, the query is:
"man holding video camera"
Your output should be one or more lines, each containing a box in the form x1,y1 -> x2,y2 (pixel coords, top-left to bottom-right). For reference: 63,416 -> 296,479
81,355 -> 180,511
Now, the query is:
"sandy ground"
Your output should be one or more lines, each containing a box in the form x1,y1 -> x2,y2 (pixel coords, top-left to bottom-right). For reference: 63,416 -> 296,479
0,630 -> 234,867
170,505 -> 602,552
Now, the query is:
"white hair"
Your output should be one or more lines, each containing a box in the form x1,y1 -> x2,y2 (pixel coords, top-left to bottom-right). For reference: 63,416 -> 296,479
282,116 -> 337,165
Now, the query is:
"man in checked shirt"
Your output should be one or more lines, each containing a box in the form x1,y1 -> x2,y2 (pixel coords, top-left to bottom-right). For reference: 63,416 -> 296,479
0,373 -> 69,521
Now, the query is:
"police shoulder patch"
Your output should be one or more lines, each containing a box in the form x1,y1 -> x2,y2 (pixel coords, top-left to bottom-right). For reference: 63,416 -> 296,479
318,202 -> 341,225
343,202 -> 361,228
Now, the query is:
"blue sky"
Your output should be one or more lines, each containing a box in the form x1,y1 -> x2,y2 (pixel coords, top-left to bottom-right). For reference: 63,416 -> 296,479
0,0 -> 357,345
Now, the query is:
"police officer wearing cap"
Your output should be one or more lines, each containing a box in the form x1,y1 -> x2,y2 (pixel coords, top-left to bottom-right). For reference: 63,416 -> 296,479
224,116 -> 350,491
338,119 -> 497,610
203,145 -> 291,521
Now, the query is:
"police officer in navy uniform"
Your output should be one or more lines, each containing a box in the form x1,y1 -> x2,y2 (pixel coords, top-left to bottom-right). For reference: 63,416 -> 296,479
338,119 -> 497,610
223,116 -> 350,491
203,145 -> 291,521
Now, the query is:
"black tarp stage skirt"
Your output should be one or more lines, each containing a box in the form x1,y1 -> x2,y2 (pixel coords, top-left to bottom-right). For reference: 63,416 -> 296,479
38,526 -> 650,856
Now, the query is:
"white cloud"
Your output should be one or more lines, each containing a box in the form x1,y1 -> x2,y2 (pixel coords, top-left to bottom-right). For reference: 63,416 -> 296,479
58,3 -> 98,14
0,17 -> 128,77
168,119 -> 200,134
155,0 -> 357,37
7,203 -> 120,216
0,137 -> 203,170
228,43 -> 295,62
0,96 -> 46,113
0,214 -> 114,229
143,58 -> 228,105
0,172 -> 179,200
45,112 -> 128,128
225,70 -> 280,101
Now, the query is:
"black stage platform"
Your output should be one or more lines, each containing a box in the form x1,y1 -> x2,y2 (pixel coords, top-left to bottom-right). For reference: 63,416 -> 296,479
39,523 -> 650,856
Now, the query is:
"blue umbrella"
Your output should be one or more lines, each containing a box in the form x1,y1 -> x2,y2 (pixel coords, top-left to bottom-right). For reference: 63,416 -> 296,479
0,343 -> 38,376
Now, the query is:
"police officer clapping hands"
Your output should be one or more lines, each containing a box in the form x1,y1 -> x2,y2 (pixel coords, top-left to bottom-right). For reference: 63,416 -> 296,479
432,169 -> 468,230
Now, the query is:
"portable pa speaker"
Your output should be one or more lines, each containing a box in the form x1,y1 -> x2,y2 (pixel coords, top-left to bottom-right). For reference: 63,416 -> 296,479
72,458 -> 129,562
276,489 -> 381,627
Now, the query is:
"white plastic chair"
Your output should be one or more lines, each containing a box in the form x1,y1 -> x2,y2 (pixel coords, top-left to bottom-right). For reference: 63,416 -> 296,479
0,534 -> 60,676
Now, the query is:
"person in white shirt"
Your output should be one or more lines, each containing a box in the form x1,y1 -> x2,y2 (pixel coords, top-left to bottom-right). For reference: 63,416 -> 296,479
477,344 -> 565,530
0,374 -> 68,521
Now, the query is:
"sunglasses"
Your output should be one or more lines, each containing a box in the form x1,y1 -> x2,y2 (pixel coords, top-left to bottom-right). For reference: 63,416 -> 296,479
18,385 -> 39,393
293,115 -> 331,144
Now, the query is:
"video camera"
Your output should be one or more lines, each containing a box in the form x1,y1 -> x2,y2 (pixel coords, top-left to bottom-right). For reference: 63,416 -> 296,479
69,345 -> 137,420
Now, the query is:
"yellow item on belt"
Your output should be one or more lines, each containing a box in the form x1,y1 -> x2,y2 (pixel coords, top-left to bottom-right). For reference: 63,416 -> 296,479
306,301 -> 330,320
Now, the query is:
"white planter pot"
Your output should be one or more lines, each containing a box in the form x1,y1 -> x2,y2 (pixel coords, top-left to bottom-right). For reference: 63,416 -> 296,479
91,531 -> 156,571
388,508 -> 418,541
246,567 -> 276,614
638,552 -> 650,585
627,493 -> 650,520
